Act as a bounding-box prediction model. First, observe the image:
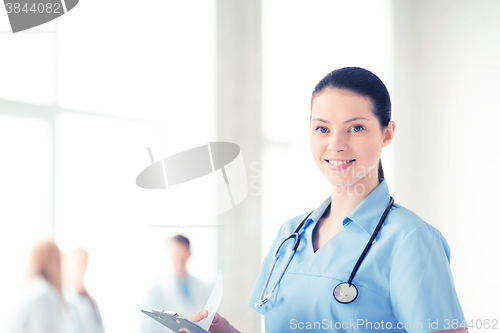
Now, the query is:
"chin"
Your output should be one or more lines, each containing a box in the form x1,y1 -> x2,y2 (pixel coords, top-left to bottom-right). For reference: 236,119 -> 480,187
329,177 -> 371,194
326,177 -> 353,187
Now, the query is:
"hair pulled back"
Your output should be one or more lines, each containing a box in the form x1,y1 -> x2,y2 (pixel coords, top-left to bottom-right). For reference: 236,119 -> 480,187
26,240 -> 63,298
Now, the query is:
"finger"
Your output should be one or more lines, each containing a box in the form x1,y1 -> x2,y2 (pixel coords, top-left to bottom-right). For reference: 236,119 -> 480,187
189,309 -> 209,322
179,329 -> 191,333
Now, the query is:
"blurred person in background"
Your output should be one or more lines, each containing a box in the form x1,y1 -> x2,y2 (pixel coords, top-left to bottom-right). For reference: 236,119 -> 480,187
141,234 -> 210,333
63,248 -> 105,333
9,240 -> 76,333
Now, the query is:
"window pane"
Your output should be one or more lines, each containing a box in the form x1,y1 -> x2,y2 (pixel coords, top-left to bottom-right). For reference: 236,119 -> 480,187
56,0 -> 216,121
0,15 -> 56,105
0,115 -> 52,332
262,0 -> 393,144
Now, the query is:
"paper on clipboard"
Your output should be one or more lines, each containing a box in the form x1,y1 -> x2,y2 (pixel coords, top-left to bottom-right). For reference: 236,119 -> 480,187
198,271 -> 223,331
142,272 -> 223,332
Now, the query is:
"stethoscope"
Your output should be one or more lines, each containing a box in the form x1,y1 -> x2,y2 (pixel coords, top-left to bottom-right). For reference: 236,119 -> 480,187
254,196 -> 394,308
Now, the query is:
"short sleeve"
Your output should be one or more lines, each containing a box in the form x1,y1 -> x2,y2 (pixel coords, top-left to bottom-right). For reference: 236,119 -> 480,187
390,226 -> 466,332
247,223 -> 289,315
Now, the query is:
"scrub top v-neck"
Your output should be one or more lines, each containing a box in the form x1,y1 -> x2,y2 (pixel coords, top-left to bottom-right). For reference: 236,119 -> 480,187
248,179 -> 465,333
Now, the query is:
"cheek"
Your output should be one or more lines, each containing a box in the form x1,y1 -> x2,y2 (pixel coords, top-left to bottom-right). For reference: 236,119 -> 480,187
309,136 -> 317,154
359,141 -> 382,163
310,137 -> 324,161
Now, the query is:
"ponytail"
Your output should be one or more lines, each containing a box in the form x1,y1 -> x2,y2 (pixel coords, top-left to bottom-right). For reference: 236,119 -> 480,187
378,159 -> 384,180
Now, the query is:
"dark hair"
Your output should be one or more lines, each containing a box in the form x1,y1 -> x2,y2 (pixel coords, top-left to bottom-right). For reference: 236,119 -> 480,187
311,67 -> 391,180
171,234 -> 190,248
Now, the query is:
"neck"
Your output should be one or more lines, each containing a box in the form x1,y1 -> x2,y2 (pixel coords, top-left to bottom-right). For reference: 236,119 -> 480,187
329,176 -> 381,221
73,281 -> 87,295
176,271 -> 187,279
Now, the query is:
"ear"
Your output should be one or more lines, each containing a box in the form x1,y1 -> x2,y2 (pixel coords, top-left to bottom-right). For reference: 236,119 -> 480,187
382,121 -> 396,147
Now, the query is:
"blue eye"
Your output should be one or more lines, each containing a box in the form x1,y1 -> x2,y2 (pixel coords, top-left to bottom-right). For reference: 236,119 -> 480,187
315,126 -> 328,133
350,125 -> 364,133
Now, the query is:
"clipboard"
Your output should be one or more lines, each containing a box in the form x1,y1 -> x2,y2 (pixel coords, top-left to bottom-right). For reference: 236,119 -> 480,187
141,309 -> 210,333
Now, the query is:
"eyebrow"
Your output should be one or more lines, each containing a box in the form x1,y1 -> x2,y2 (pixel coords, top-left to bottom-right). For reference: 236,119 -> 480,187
310,117 -> 369,124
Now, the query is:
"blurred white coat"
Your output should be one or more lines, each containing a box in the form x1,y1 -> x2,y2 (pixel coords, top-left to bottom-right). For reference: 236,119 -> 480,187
64,286 -> 105,333
9,276 -> 77,333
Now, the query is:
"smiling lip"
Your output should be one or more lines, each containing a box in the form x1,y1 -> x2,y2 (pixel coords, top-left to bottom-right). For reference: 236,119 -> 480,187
325,159 -> 355,171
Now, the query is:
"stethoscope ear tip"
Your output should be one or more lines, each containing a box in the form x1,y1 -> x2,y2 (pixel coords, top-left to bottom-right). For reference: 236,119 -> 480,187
254,303 -> 261,309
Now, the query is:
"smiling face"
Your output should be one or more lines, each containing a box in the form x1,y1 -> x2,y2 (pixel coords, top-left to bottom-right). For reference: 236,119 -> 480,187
310,88 -> 394,193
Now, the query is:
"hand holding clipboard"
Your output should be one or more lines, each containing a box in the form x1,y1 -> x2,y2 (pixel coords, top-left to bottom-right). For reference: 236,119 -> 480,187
141,309 -> 241,333
141,309 -> 209,333
142,272 -> 240,333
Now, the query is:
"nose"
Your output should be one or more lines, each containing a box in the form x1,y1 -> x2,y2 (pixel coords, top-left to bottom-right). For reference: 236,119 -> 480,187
327,131 -> 348,153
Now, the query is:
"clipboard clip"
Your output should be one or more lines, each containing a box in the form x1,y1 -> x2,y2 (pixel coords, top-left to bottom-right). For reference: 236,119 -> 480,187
151,309 -> 183,318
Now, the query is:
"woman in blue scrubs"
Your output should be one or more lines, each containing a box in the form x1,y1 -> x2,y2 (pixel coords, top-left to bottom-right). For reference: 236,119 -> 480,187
186,67 -> 467,333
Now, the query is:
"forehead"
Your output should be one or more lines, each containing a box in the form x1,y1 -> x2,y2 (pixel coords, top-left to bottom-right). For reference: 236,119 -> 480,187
311,88 -> 375,120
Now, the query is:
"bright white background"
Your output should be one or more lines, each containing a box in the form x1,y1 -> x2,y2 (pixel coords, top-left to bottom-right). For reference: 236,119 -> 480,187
1,1 -> 499,332
0,1 -> 218,332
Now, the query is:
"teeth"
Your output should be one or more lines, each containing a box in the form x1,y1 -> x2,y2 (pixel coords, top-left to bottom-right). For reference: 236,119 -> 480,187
327,160 -> 353,166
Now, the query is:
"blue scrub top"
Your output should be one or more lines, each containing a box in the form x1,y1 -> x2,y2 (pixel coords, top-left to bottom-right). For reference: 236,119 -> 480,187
248,179 -> 466,333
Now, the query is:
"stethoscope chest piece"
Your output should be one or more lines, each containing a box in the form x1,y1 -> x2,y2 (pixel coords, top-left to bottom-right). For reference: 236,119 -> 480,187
333,282 -> 358,304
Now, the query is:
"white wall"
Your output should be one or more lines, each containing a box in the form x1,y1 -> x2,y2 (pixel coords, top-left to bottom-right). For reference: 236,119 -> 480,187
393,0 -> 500,329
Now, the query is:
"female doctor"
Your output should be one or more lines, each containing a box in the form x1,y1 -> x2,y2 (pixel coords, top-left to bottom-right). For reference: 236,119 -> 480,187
184,67 -> 467,333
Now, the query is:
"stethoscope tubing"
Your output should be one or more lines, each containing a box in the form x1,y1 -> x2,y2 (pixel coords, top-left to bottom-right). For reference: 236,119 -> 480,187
346,196 -> 394,285
256,213 -> 312,308
256,197 -> 394,308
